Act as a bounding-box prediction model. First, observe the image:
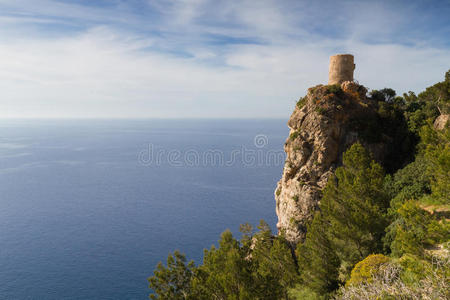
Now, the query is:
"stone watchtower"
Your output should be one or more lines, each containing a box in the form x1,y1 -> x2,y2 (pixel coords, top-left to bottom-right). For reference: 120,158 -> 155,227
328,54 -> 355,85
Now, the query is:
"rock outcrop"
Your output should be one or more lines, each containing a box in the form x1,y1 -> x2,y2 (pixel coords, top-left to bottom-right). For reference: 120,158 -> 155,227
434,114 -> 449,130
275,82 -> 394,244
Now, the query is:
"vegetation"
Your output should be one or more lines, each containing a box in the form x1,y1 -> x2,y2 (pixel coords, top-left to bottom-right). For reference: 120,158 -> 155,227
326,84 -> 343,96
148,70 -> 450,299
289,131 -> 300,140
323,144 -> 388,261
276,188 -> 282,196
345,254 -> 389,286
296,96 -> 307,109
149,221 -> 299,299
335,256 -> 449,299
315,106 -> 326,115
369,88 -> 397,103
148,251 -> 195,300
296,212 -> 340,295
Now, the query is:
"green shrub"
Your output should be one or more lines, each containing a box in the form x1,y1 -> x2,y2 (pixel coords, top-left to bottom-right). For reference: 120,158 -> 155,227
289,217 -> 297,226
386,156 -> 432,212
276,188 -> 282,197
297,96 -> 307,109
326,84 -> 342,95
390,200 -> 436,257
288,285 -> 323,300
336,256 -> 449,299
315,106 -> 326,115
290,131 -> 300,140
346,254 -> 390,286
370,88 -> 396,102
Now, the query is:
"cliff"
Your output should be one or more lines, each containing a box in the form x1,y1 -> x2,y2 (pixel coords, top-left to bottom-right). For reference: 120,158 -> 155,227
275,81 -> 408,244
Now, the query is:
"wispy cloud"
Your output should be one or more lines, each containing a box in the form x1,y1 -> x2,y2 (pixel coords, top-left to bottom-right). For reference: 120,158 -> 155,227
0,0 -> 448,118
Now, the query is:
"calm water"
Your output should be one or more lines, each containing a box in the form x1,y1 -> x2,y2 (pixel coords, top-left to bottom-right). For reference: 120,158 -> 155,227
0,119 -> 287,299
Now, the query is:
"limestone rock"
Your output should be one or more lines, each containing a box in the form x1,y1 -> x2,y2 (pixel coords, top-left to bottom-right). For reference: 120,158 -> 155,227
275,82 -> 389,244
434,114 -> 449,130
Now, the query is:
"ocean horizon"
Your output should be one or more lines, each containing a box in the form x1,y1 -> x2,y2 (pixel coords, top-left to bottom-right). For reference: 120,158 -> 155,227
0,119 -> 287,299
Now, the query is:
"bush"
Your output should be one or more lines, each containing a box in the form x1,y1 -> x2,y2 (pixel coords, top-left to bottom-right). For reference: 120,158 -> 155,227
336,256 -> 450,300
385,156 -> 432,212
315,106 -> 326,115
276,188 -> 281,197
290,131 -> 300,140
346,254 -> 390,286
326,84 -> 342,95
288,285 -> 323,300
389,200 -> 447,257
369,88 -> 396,102
297,96 -> 307,109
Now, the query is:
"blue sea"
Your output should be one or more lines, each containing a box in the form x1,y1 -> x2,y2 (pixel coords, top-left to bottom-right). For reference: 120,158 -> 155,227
0,119 -> 287,299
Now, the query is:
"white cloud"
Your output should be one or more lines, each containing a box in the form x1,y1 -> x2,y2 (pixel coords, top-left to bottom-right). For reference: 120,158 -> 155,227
0,0 -> 448,118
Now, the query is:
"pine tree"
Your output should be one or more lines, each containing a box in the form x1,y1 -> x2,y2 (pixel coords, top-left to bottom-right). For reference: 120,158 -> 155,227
251,221 -> 299,299
297,212 -> 340,296
320,143 -> 389,277
148,250 -> 196,300
421,125 -> 450,204
191,230 -> 253,299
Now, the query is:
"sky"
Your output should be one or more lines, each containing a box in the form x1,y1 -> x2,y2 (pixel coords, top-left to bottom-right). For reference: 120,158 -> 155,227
0,0 -> 449,119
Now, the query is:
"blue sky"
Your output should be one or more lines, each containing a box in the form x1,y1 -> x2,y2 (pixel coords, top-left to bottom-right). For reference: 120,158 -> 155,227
0,0 -> 449,118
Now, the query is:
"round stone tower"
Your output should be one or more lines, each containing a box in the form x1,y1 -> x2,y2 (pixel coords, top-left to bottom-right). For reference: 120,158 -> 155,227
328,54 -> 355,85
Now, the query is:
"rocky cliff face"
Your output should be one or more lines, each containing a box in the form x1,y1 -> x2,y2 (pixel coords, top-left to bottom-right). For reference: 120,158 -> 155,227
275,81 -> 395,244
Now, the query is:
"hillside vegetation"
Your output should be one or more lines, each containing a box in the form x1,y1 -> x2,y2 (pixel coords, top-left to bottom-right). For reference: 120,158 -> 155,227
148,70 -> 450,299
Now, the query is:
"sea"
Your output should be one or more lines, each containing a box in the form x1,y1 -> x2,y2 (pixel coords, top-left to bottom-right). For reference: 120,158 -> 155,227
0,119 -> 287,299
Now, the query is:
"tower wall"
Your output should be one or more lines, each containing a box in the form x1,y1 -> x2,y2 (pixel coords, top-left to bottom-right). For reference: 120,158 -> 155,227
328,54 -> 355,85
